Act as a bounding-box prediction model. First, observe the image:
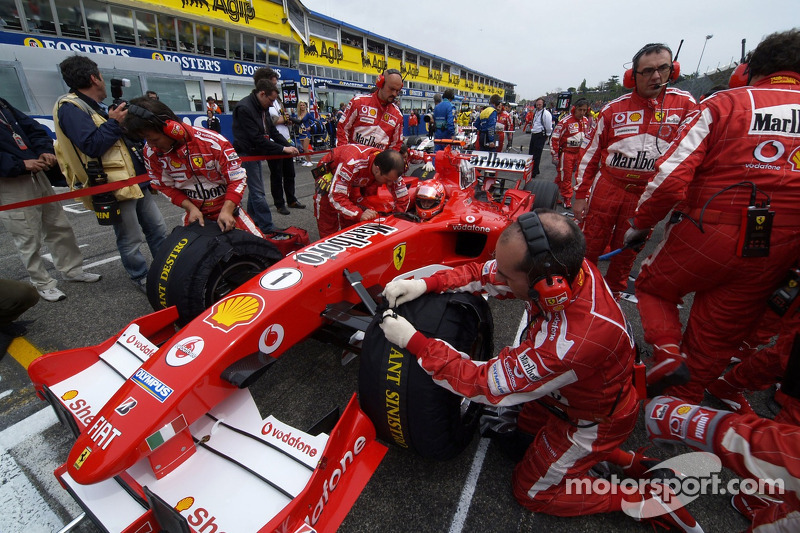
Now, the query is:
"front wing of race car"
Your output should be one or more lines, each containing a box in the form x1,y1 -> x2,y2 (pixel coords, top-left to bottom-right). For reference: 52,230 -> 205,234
34,311 -> 386,533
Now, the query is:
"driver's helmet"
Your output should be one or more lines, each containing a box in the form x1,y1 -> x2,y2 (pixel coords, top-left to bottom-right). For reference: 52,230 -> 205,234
415,180 -> 446,220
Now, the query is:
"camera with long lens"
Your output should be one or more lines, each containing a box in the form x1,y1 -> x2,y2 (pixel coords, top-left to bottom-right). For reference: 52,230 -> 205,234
86,160 -> 121,225
109,78 -> 130,110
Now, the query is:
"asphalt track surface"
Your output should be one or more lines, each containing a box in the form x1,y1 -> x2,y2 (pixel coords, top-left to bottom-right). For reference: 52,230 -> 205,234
0,130 -> 771,533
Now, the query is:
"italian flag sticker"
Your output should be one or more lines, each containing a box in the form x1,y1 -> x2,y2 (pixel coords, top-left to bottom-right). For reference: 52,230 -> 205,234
145,415 -> 188,451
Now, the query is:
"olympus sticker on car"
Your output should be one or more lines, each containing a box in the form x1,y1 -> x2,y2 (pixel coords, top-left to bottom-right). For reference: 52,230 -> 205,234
131,368 -> 173,403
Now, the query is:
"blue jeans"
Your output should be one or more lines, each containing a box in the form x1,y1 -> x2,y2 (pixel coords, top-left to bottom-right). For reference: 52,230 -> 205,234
113,192 -> 167,281
243,159 -> 274,232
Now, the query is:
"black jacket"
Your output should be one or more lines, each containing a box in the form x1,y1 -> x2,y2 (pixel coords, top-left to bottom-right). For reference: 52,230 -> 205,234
232,90 -> 290,156
0,98 -> 54,177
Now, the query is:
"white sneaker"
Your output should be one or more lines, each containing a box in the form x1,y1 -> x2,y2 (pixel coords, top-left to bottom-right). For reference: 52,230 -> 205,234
303,161 -> 314,167
65,271 -> 102,283
38,287 -> 67,302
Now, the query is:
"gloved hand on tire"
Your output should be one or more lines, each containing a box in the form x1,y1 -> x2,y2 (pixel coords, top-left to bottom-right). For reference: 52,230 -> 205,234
381,279 -> 427,307
379,309 -> 418,349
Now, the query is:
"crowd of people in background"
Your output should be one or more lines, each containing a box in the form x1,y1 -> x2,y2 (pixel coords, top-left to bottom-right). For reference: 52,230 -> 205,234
2,27 -> 800,533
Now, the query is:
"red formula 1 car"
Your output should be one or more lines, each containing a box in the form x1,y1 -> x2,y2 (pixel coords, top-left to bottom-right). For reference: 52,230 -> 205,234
27,142 -> 558,533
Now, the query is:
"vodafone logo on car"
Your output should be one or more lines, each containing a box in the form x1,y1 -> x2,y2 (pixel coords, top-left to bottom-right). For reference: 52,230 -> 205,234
166,336 -> 205,367
259,324 -> 285,354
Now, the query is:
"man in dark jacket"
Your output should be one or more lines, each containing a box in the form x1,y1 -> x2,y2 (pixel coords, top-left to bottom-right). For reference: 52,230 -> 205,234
232,79 -> 299,233
0,97 -> 101,302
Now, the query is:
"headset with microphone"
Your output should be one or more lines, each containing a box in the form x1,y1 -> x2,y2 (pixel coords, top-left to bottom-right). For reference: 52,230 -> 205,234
517,211 -> 573,313
375,68 -> 402,89
622,42 -> 681,90
126,104 -> 187,143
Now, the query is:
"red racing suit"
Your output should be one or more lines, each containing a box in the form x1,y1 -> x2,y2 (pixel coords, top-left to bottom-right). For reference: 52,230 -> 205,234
336,92 -> 404,151
550,113 -> 591,204
143,126 -> 260,235
405,259 -> 639,515
574,88 -> 696,292
497,110 -> 514,152
313,144 -> 409,238
632,72 -> 800,402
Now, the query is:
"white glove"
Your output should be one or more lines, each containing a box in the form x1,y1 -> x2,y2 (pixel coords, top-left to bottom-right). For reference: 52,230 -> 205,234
379,309 -> 417,349
382,279 -> 427,307
423,161 -> 435,173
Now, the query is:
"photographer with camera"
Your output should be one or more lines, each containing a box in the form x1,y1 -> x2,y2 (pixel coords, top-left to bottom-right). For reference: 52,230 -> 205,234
53,55 -> 167,293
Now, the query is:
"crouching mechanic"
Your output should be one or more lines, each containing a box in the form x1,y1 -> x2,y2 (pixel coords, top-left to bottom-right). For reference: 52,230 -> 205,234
123,98 -> 260,235
379,210 -> 700,530
313,144 -> 407,238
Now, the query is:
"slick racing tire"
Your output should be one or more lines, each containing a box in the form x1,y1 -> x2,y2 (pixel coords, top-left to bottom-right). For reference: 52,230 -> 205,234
147,222 -> 282,325
359,292 -> 493,461
524,179 -> 560,210
405,135 -> 421,149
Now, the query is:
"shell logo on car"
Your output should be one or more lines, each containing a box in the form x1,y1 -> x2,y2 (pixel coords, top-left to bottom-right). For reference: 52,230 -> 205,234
203,294 -> 264,331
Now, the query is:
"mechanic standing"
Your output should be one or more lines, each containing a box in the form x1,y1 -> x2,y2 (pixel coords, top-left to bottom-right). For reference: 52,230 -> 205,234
550,98 -> 591,208
526,98 -> 553,175
123,97 -> 260,236
313,144 -> 406,238
379,211 -> 699,531
571,43 -> 696,299
623,29 -> 800,401
432,89 -> 456,152
337,69 -> 404,151
497,101 -> 515,152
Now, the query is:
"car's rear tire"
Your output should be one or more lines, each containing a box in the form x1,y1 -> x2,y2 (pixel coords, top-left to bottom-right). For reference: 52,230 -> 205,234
524,179 -> 560,210
359,292 -> 493,461
147,223 -> 282,325
405,135 -> 421,148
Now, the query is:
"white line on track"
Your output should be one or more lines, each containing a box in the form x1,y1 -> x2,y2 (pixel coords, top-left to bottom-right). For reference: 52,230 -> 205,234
0,408 -> 63,532
448,437 -> 490,533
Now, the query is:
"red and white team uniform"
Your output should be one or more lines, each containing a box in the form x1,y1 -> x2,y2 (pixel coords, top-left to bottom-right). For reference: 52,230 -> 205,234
646,395 -> 800,531
337,92 -> 404,151
497,110 -> 514,152
143,126 -> 260,235
313,144 -> 409,238
405,259 -> 639,515
574,88 -> 696,293
632,73 -> 800,402
550,112 -> 591,206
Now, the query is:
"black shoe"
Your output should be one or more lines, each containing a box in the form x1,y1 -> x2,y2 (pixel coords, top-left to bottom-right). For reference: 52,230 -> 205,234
277,206 -> 290,215
288,201 -> 306,209
0,321 -> 28,338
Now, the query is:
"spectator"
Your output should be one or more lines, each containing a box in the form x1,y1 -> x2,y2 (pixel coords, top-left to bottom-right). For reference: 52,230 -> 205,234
252,67 -> 304,215
408,110 -> 419,136
496,101 -> 514,152
53,55 -> 167,294
432,89 -> 456,152
231,79 -> 299,233
123,97 -> 259,236
475,94 -> 501,152
526,98 -> 553,175
623,31 -> 800,400
571,42 -> 696,301
337,69 -> 404,150
313,145 -> 406,238
0,97 -> 101,302
379,210 -> 697,530
457,101 -> 472,127
204,109 -> 221,133
206,96 -> 222,114
145,90 -> 159,100
549,98 -> 591,208
294,101 -> 315,167
0,279 -> 39,338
